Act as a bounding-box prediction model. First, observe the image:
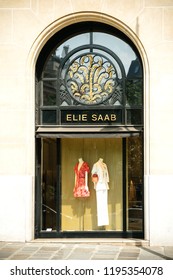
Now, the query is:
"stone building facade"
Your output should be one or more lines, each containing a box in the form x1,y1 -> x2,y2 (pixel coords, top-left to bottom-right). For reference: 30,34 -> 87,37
0,0 -> 173,245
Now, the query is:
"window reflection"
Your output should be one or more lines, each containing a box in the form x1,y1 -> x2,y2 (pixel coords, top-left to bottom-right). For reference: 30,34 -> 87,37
93,33 -> 136,75
43,54 -> 60,78
43,80 -> 56,105
42,110 -> 56,124
127,136 -> 143,231
55,33 -> 90,58
41,138 -> 57,231
43,32 -> 140,78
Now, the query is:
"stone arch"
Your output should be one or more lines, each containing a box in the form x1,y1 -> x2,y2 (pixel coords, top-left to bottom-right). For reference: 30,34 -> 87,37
27,11 -> 149,240
27,12 -> 149,79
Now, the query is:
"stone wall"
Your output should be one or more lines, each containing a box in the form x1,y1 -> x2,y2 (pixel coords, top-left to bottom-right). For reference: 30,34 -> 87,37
0,0 -> 173,244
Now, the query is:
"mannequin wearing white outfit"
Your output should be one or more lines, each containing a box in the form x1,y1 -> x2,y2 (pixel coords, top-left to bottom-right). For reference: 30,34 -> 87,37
91,158 -> 109,226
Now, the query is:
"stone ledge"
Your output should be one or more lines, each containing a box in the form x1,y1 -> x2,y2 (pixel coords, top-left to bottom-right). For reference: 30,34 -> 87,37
32,238 -> 149,246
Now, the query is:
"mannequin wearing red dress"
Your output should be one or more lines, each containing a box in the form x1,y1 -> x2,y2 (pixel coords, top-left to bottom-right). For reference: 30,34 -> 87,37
73,158 -> 90,198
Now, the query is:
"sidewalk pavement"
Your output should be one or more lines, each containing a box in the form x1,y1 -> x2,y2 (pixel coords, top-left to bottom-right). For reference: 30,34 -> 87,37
0,239 -> 173,260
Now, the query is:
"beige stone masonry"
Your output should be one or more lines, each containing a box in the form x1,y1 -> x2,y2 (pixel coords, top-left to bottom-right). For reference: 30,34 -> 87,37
0,0 -> 30,9
0,0 -> 173,176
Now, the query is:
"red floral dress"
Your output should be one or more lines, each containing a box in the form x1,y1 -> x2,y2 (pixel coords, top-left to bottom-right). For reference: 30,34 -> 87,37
73,162 -> 90,197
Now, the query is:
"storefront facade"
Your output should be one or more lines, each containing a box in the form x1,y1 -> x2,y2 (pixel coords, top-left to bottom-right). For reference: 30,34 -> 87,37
35,22 -> 144,238
0,1 -> 173,245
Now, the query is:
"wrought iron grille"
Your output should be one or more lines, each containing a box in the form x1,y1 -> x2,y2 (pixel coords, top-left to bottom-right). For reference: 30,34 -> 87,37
58,44 -> 125,107
65,53 -> 120,105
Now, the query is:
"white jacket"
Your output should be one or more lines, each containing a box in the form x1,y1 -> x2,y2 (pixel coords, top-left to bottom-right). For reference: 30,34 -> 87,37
92,160 -> 109,190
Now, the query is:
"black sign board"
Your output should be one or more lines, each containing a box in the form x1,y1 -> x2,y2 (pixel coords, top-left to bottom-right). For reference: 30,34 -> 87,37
61,109 -> 122,125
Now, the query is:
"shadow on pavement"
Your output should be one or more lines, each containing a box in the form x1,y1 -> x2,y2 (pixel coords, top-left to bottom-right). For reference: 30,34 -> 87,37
140,247 -> 173,260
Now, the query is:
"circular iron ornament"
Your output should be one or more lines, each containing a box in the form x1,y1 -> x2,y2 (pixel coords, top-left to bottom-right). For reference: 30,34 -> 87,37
65,53 -> 118,105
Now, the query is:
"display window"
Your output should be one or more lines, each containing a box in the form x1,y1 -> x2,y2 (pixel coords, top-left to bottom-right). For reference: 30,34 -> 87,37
36,135 -> 143,237
35,21 -> 144,238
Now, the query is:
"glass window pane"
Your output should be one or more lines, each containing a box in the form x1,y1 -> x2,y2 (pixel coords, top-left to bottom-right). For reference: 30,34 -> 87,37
93,32 -> 136,75
127,109 -> 142,125
42,110 -> 56,124
55,33 -> 90,59
43,55 -> 60,78
61,138 -> 123,231
43,80 -> 57,106
126,58 -> 142,80
126,79 -> 143,106
41,138 -> 57,231
127,136 -> 143,231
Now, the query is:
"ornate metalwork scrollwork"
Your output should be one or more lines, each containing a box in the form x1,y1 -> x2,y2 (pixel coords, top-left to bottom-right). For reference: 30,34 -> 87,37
65,53 -> 120,105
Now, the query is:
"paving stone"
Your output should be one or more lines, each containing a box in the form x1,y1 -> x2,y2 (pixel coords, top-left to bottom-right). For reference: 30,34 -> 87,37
118,257 -> 138,260
5,243 -> 24,248
0,248 -> 18,252
32,253 -> 54,257
120,248 -> 139,252
67,255 -> 90,260
20,247 -> 40,252
9,254 -> 30,260
28,257 -> 51,260
0,242 -> 5,246
164,246 -> 173,257
118,252 -> 139,257
53,251 -> 72,259
0,252 -> 13,258
139,247 -> 172,260
38,246 -> 61,251
67,252 -> 92,258
91,254 -> 116,260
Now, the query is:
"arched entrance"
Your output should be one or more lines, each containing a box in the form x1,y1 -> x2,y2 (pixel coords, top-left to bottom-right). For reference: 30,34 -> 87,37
35,19 -> 144,238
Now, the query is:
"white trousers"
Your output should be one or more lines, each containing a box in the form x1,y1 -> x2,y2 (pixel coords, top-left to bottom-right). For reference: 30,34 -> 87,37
96,189 -> 109,226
